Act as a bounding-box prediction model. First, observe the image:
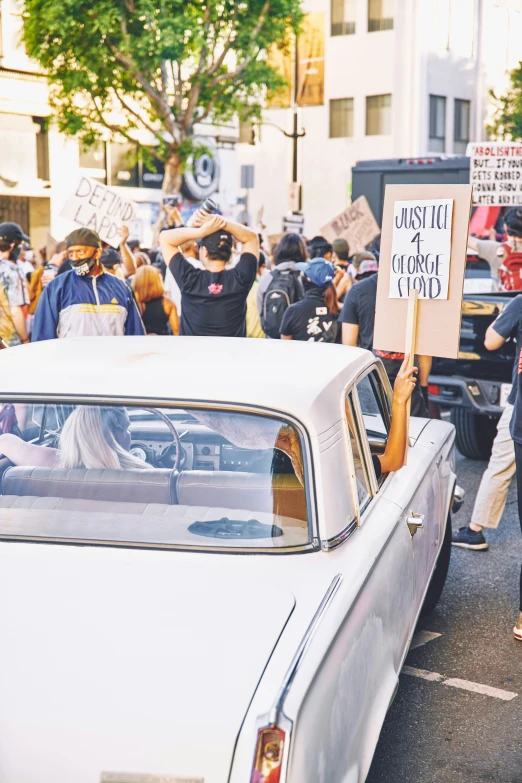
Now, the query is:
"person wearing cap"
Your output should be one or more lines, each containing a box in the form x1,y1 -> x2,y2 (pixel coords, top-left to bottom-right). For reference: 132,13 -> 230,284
100,248 -> 125,279
280,258 -> 340,343
307,236 -> 333,262
159,212 -> 258,337
0,222 -> 31,345
331,237 -> 353,301
31,227 -> 144,341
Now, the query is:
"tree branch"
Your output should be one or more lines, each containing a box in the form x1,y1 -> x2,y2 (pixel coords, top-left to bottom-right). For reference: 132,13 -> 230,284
87,91 -> 138,146
206,3 -> 239,77
115,91 -> 167,146
208,2 -> 269,88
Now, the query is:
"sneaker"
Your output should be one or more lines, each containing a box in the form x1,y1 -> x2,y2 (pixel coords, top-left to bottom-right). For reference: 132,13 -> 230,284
514,612 -> 522,642
451,525 -> 489,551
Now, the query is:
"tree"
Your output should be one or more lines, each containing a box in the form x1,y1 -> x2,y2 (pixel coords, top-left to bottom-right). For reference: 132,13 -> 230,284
489,66 -> 522,141
22,0 -> 302,194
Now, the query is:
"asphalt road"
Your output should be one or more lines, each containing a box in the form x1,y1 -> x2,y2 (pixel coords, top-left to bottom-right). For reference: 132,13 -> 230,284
367,450 -> 522,783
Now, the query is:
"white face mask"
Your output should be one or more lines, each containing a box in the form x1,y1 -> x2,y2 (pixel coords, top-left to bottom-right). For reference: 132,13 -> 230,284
24,251 -> 34,262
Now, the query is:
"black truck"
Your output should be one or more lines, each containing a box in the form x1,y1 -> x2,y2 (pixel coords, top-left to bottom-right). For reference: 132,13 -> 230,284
352,156 -> 515,459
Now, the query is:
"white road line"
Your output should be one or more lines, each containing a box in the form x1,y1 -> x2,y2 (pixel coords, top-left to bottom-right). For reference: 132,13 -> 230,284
402,666 -> 518,701
409,630 -> 442,650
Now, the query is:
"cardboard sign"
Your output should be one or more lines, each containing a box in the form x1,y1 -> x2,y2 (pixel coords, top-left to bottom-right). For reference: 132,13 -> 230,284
283,213 -> 305,235
389,199 -> 454,300
468,142 -> 522,206
374,184 -> 472,360
60,177 -> 137,247
321,195 -> 380,255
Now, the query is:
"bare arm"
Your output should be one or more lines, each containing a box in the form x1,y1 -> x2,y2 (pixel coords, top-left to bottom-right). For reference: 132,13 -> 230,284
280,334 -> 293,341
485,322 -> 506,351
10,306 -> 29,343
418,355 -> 432,387
0,433 -> 58,467
378,356 -> 417,473
220,219 -> 259,257
159,216 -> 223,260
342,322 -> 359,346
116,226 -> 136,276
467,234 -> 479,252
164,298 -> 180,336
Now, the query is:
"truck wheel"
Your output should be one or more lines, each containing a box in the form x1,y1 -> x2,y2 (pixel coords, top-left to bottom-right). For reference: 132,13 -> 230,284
450,408 -> 498,460
421,514 -> 452,616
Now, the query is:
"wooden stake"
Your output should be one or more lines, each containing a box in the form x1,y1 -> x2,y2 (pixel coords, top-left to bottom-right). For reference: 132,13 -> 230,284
403,288 -> 419,466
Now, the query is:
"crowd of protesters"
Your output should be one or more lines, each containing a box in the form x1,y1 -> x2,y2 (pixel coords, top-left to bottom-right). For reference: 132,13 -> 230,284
2,201 -> 522,642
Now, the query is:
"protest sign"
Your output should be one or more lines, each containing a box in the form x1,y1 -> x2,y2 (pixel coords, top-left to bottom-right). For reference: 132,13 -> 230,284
468,142 -> 522,206
60,177 -> 137,247
374,184 -> 472,360
321,195 -> 380,254
283,213 -> 305,235
389,199 -> 454,300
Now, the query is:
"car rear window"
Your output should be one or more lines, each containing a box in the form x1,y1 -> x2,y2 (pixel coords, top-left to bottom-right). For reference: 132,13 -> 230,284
0,402 -> 312,552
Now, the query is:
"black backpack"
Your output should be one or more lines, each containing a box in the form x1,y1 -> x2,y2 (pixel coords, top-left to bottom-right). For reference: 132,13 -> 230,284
261,268 -> 303,339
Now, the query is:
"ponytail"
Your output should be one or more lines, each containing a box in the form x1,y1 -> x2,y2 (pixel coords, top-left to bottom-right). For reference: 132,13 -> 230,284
324,282 -> 340,317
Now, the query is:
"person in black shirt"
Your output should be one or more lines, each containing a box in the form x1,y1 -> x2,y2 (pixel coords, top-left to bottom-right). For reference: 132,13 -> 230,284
280,258 -> 340,342
159,213 -> 258,337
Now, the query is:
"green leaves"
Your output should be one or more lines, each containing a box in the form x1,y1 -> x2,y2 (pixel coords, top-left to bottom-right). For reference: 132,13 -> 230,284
489,66 -> 522,141
22,0 -> 303,174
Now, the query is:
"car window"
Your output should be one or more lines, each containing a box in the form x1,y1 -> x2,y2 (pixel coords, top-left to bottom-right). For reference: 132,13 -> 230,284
0,402 -> 312,552
345,393 -> 371,512
355,370 -> 390,486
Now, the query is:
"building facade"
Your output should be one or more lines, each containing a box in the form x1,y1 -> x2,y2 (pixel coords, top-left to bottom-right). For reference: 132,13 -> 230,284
238,0 -> 522,237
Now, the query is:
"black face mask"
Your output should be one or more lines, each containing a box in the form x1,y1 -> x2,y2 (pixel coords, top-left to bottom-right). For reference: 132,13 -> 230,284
71,253 -> 97,276
9,244 -> 22,262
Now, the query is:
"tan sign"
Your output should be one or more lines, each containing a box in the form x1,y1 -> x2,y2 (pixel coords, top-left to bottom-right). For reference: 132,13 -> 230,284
374,184 -> 472,360
321,196 -> 380,255
60,177 -> 137,247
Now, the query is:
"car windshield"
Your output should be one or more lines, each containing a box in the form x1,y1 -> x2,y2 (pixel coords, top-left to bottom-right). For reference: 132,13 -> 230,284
0,401 -> 312,552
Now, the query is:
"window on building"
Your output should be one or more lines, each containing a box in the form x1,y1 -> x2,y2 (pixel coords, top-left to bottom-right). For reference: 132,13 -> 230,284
368,0 -> 393,32
454,99 -> 470,154
331,0 -> 356,36
110,143 -> 139,188
330,98 -> 354,138
33,118 -> 50,181
428,95 -> 446,152
79,143 -> 107,184
366,94 -> 391,135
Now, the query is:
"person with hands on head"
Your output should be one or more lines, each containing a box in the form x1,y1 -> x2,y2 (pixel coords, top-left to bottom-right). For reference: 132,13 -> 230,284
374,354 -> 418,477
115,225 -> 137,277
159,211 -> 259,337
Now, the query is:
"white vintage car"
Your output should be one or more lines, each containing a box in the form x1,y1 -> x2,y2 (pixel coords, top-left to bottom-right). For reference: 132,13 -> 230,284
0,337 -> 461,783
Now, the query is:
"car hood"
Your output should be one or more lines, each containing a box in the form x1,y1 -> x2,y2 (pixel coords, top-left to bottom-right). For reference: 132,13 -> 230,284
0,543 -> 296,783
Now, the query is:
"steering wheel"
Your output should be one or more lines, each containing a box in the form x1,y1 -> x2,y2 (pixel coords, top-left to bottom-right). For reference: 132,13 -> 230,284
141,407 -> 183,471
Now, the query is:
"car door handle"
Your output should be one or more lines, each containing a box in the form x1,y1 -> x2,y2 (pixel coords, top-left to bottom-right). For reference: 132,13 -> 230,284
407,511 -> 425,537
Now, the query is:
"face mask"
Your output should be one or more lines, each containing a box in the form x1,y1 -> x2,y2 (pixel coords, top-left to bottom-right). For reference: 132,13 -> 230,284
24,250 -> 34,262
71,253 -> 97,276
9,244 -> 22,262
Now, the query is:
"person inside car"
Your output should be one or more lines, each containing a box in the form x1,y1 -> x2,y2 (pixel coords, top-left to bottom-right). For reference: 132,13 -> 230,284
0,406 -> 148,470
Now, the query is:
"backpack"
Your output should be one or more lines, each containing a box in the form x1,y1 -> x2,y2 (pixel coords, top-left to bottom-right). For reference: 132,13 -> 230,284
261,268 -> 303,338
498,243 -> 522,291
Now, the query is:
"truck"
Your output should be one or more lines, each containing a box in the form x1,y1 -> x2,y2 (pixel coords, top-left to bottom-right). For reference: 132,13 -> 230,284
352,156 -> 514,460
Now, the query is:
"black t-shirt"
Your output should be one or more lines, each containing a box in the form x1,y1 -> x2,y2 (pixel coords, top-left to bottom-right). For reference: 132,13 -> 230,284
338,273 -> 377,350
491,294 -> 522,406
372,453 -> 382,479
280,290 -> 340,342
169,252 -> 257,337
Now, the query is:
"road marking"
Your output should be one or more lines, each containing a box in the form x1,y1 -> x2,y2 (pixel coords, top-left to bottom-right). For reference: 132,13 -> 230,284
402,666 -> 518,701
409,630 -> 442,650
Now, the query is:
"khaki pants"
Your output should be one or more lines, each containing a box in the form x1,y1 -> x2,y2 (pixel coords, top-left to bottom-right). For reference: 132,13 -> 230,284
471,403 -> 515,529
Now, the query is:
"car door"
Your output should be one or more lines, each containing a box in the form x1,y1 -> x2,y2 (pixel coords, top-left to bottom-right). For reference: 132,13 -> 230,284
355,366 -> 442,625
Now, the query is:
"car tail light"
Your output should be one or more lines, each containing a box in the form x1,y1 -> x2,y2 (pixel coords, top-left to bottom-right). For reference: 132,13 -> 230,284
428,384 -> 440,396
250,725 -> 287,783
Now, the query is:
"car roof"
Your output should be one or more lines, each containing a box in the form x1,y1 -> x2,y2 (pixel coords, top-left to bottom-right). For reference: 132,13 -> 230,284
0,338 -> 374,433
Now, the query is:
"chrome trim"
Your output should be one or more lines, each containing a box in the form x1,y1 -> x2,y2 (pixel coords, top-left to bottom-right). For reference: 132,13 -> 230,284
269,574 -> 342,725
321,519 -> 357,551
0,393 -> 319,555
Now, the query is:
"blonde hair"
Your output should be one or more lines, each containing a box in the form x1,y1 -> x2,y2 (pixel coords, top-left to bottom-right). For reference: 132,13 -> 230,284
59,406 -> 149,470
132,265 -> 164,304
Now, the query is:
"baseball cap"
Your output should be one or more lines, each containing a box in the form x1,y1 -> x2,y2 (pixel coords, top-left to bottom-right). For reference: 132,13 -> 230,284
299,257 -> 336,287
100,248 -> 121,268
0,222 -> 30,244
65,228 -> 101,249
198,229 -> 233,256
332,237 -> 349,260
356,259 -> 379,277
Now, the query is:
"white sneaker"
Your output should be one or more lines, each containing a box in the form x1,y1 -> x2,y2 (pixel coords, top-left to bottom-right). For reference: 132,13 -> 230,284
514,612 -> 522,641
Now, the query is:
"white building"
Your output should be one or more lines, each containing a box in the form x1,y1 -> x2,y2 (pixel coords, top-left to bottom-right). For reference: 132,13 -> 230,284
0,0 -> 239,249
238,0 -> 522,237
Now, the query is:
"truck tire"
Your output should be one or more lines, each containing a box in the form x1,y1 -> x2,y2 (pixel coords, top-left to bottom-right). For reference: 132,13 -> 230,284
450,408 -> 498,460
421,514 -> 452,616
